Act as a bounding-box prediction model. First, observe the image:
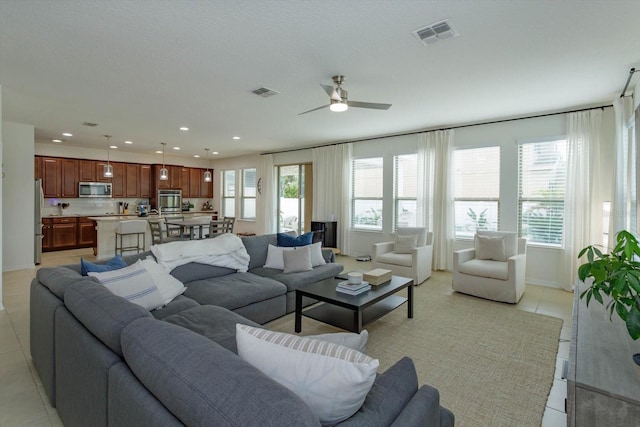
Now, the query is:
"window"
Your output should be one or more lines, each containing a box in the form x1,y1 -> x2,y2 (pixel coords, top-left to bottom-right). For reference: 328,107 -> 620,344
351,158 -> 383,230
222,170 -> 235,217
241,168 -> 257,220
454,147 -> 500,238
518,139 -> 567,246
277,164 -> 307,234
394,154 -> 417,228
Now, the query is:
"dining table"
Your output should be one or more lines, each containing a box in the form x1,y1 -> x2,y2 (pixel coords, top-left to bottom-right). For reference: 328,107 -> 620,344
164,216 -> 214,240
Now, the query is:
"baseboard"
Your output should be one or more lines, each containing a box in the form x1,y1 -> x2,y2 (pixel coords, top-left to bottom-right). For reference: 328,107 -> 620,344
2,263 -> 35,272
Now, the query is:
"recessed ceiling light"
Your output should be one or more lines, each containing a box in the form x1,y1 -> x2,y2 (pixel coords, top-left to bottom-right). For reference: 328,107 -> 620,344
124,140 -> 133,144
194,154 -> 200,158
52,139 -> 62,143
110,145 -> 118,149
155,150 -> 162,154
232,136 -> 240,140
179,127 -> 189,131
62,132 -> 73,137
173,147 -> 180,150
212,151 -> 219,155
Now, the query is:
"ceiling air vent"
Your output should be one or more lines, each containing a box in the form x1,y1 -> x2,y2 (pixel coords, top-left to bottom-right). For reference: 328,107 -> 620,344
412,19 -> 459,46
251,87 -> 279,98
82,122 -> 99,127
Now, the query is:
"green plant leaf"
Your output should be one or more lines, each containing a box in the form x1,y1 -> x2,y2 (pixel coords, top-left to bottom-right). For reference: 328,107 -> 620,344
615,301 -> 629,321
626,306 -> 640,340
593,289 -> 603,304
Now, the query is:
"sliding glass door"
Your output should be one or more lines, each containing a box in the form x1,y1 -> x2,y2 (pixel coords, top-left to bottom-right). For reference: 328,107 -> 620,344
277,164 -> 312,234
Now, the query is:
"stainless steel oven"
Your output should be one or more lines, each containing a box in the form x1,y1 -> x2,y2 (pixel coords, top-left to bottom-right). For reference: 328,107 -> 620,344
158,190 -> 182,213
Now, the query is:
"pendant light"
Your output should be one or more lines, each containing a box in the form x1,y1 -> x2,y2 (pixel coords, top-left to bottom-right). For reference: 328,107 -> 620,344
159,142 -> 169,181
103,135 -> 113,178
203,148 -> 212,182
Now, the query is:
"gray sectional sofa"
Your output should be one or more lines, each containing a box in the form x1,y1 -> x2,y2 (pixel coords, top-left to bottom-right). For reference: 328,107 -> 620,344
30,233 -> 454,426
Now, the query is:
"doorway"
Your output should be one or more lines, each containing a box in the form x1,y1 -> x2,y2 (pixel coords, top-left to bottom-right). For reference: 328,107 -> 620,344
277,164 -> 312,234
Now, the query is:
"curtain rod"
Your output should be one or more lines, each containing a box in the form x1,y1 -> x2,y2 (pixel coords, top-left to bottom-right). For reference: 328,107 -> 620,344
620,68 -> 637,98
261,103 -> 614,156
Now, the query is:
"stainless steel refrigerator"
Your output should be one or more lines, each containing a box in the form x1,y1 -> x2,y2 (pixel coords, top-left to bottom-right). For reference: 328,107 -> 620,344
35,178 -> 44,264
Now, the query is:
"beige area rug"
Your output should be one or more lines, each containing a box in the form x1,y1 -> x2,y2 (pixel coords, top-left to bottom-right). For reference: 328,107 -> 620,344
266,286 -> 562,427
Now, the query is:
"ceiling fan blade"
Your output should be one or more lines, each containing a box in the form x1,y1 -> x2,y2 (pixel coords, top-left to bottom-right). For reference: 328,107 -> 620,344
348,100 -> 392,110
321,84 -> 342,101
298,104 -> 330,115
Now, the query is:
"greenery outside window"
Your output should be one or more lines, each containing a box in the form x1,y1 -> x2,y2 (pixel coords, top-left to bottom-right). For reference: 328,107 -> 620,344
351,157 -> 383,230
454,146 -> 500,238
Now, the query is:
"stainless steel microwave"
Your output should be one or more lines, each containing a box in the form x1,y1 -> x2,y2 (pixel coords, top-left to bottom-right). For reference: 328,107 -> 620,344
79,182 -> 112,198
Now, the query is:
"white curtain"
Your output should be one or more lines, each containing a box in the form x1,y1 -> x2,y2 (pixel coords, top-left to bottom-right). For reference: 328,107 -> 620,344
562,109 -> 602,290
260,154 -> 277,234
312,143 -> 352,254
609,98 -> 634,246
417,130 -> 454,270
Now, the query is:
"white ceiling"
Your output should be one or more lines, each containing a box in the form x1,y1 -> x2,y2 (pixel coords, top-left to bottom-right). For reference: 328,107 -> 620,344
1,0 -> 639,159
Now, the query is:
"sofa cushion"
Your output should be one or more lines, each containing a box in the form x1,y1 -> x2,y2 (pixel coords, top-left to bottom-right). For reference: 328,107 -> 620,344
396,227 -> 427,247
182,272 -> 286,311
393,234 -> 418,254
81,255 -> 127,276
151,295 -> 200,320
337,356 -> 418,426
277,231 -> 314,247
89,261 -> 165,310
37,266 -> 96,300
477,230 -> 517,258
458,259 -> 509,280
265,243 -> 326,270
250,262 -> 343,292
140,257 -> 186,305
474,234 -> 506,261
236,324 -> 379,426
242,234 -> 278,270
169,262 -> 236,283
164,305 -> 260,353
376,252 -> 413,267
121,318 -> 321,427
283,246 -> 313,274
64,281 -> 152,356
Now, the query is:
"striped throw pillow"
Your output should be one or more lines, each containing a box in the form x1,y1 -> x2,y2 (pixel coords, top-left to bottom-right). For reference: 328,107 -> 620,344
89,260 -> 164,310
236,324 -> 379,425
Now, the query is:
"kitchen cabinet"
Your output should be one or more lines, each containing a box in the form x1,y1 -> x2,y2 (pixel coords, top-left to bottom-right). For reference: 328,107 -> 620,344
126,163 -> 139,197
95,161 -> 112,183
181,167 -> 191,197
139,165 -> 152,198
111,162 -> 126,197
170,165 -> 182,189
51,217 -> 78,249
35,157 -> 42,180
78,217 -> 97,248
79,160 -> 96,182
189,168 -> 201,198
61,159 -> 79,197
42,158 -> 61,198
201,169 -> 213,198
42,218 -> 53,251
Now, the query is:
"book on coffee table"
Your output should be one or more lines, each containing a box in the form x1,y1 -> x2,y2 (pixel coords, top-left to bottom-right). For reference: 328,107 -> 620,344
337,280 -> 370,290
336,284 -> 371,295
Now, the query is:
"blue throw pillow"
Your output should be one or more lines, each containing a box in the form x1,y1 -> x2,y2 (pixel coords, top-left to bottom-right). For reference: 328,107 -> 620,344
277,232 -> 315,247
81,255 -> 127,276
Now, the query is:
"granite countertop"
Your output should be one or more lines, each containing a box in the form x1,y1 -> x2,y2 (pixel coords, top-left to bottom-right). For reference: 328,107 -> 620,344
44,210 -> 217,219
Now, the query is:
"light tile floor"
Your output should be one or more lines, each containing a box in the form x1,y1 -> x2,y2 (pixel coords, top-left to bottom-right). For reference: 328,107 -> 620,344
0,249 -> 571,426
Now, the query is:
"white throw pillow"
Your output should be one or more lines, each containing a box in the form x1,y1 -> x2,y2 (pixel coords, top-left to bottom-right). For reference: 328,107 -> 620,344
309,242 -> 327,267
88,261 -> 164,310
475,235 -> 507,261
140,257 -> 186,306
236,325 -> 379,426
264,244 -> 290,269
283,246 -> 313,274
308,330 -> 369,353
394,234 -> 418,254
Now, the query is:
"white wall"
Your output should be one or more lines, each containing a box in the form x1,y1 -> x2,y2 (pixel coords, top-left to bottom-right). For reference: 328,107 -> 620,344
0,86 -> 3,309
3,122 -> 35,271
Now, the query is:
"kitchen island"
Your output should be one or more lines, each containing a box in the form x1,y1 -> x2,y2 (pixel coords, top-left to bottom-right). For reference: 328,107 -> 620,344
89,212 -> 217,259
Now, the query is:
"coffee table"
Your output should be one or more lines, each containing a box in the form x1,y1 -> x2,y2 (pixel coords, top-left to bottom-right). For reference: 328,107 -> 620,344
295,275 -> 413,333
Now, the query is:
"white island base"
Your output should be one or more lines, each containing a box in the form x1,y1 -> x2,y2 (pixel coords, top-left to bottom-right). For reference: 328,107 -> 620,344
89,216 -> 153,260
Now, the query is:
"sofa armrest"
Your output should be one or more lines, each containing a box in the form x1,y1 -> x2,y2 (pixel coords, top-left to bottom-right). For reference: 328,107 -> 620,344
508,253 -> 527,283
412,245 -> 433,281
321,248 -> 336,263
373,241 -> 394,258
390,384 -> 444,427
453,248 -> 475,267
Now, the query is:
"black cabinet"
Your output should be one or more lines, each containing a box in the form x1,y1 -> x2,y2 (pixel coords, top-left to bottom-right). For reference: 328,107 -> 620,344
310,221 -> 337,248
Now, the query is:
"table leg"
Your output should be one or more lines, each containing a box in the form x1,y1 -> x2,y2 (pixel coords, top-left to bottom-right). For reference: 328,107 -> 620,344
354,310 -> 363,333
408,284 -> 414,319
295,291 -> 302,333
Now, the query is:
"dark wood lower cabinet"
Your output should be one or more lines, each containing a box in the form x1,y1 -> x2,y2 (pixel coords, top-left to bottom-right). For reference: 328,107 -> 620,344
44,217 -> 96,252
51,221 -> 78,250
42,218 -> 53,251
78,218 -> 97,248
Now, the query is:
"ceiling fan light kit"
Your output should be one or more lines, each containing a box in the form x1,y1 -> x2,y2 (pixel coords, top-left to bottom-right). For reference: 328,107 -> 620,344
299,75 -> 391,115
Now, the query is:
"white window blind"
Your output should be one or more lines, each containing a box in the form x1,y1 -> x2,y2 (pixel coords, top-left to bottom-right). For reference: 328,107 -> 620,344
351,158 -> 383,230
241,168 -> 256,220
518,139 -> 567,246
222,170 -> 235,218
454,146 -> 500,238
394,154 -> 417,229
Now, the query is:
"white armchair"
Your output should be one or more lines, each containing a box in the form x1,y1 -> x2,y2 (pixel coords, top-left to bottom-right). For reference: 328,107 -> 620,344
372,227 -> 433,285
452,231 -> 527,303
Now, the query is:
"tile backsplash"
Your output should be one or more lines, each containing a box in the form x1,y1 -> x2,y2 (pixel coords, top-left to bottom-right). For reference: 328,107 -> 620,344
42,197 -> 213,216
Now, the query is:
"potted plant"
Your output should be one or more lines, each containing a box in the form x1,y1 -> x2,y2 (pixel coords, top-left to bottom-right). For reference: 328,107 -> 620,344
578,230 -> 640,343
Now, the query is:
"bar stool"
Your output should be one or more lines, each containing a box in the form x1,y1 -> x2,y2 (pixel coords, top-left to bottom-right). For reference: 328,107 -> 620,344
115,220 -> 148,255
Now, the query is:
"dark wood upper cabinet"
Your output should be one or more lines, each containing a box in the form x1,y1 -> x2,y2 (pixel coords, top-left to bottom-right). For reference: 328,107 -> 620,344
170,166 -> 182,190
189,168 -> 202,198
181,167 -> 191,197
125,163 -> 139,197
35,157 -> 42,180
78,160 -> 96,182
201,169 -> 213,198
42,158 -> 61,197
139,165 -> 152,198
95,161 -> 112,183
154,164 -> 170,189
111,162 -> 126,197
60,159 -> 79,197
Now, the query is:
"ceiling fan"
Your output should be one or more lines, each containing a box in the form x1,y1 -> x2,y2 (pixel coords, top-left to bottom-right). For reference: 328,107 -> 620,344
298,75 -> 392,115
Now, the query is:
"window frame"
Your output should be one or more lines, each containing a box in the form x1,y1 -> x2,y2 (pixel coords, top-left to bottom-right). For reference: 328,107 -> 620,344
351,157 -> 384,231
221,169 -> 236,218
241,167 -> 257,221
393,153 -> 418,230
